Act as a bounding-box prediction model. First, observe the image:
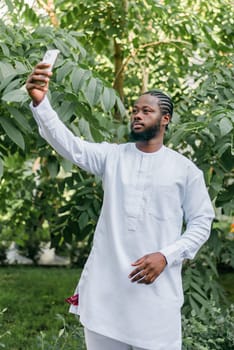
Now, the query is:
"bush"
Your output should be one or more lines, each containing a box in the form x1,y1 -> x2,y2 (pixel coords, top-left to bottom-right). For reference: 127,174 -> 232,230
182,304 -> 234,350
36,304 -> 234,350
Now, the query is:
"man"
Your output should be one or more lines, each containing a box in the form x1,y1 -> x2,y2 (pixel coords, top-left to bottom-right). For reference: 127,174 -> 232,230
26,63 -> 215,350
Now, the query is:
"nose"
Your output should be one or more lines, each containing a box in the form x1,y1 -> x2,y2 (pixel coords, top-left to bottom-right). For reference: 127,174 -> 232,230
132,110 -> 143,120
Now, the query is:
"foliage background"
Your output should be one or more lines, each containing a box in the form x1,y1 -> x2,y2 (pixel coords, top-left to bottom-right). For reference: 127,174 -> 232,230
0,0 -> 233,347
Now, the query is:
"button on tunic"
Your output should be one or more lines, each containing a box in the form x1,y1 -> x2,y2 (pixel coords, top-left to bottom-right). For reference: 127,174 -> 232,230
31,97 -> 215,350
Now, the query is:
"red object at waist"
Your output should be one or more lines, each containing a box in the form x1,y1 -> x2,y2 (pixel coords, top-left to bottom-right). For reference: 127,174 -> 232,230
65,293 -> 79,306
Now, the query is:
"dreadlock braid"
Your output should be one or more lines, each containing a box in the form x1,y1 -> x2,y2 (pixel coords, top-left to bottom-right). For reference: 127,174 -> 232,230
143,90 -> 173,129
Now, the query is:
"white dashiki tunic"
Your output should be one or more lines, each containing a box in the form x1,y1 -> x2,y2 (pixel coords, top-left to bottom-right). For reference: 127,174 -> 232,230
31,97 -> 215,350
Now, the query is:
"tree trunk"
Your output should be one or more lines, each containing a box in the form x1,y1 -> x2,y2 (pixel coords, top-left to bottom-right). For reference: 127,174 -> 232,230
37,0 -> 59,27
113,38 -> 125,102
141,64 -> 149,93
112,0 -> 128,119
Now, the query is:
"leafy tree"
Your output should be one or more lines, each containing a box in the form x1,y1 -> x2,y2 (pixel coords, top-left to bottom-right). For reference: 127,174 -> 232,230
0,0 -> 233,318
0,19 -> 125,260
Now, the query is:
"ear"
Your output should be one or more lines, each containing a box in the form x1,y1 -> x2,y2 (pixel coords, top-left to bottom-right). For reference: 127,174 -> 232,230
161,114 -> 170,127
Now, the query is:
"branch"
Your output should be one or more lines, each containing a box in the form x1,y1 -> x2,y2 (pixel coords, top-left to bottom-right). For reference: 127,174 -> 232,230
36,0 -> 59,27
113,39 -> 191,86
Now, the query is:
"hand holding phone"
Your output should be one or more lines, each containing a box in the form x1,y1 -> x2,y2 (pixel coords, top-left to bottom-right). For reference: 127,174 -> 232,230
26,49 -> 60,106
36,49 -> 60,85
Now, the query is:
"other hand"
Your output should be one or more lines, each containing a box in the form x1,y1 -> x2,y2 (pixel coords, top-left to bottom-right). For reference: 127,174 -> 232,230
128,252 -> 167,284
26,63 -> 52,106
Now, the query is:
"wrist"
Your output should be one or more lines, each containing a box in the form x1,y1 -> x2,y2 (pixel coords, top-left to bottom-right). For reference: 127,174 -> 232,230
159,252 -> 167,265
32,100 -> 41,107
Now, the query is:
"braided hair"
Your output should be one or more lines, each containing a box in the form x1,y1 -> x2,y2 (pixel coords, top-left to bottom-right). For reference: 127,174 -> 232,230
143,90 -> 173,129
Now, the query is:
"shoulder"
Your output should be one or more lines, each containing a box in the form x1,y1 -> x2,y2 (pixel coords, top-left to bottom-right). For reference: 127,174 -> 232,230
164,146 -> 202,176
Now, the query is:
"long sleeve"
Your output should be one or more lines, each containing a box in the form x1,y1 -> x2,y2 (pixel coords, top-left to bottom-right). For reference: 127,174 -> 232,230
160,168 -> 215,266
30,97 -> 114,176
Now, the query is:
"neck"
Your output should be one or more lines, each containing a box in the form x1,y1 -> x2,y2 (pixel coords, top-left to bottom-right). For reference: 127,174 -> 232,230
135,138 -> 164,153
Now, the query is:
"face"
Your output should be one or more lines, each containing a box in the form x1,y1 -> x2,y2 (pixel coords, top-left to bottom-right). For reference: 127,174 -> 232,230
130,94 -> 169,142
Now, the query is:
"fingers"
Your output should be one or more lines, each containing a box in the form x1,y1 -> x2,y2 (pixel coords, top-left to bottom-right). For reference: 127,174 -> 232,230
26,64 -> 52,88
26,64 -> 53,106
26,78 -> 48,91
27,73 -> 51,87
36,63 -> 51,69
138,275 -> 156,284
129,255 -> 147,281
131,256 -> 145,266
128,252 -> 167,285
128,265 -> 145,280
129,258 -> 154,284
128,266 -> 156,284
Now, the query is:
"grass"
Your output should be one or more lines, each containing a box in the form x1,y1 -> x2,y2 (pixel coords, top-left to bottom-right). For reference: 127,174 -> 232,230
0,266 -> 85,350
0,266 -> 233,350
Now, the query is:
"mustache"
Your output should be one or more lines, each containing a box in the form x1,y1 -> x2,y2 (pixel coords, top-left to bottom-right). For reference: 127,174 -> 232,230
131,121 -> 144,127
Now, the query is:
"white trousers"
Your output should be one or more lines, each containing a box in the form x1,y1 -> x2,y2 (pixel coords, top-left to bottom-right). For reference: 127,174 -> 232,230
84,328 -> 148,350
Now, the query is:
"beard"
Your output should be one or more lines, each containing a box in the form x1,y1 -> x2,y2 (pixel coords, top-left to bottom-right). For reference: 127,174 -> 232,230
129,120 -> 161,142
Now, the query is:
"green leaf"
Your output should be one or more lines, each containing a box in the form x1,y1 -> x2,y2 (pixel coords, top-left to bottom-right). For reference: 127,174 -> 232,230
219,117 -> 233,136
217,142 -> 231,157
53,38 -> 71,57
116,96 -> 126,117
74,101 -> 91,120
188,295 -> 200,314
202,255 -> 219,277
0,117 -> 25,150
0,61 -> 15,80
101,87 -> 116,112
3,78 -> 22,95
65,32 -> 82,50
56,61 -> 74,83
90,125 -> 104,142
0,73 -> 19,92
71,67 -> 91,93
46,157 -> 59,178
2,88 -> 28,103
192,292 -> 208,307
169,128 -> 185,147
7,107 -> 32,133
61,158 -> 73,173
76,41 -> 87,58
117,124 -> 128,140
15,61 -> 28,74
79,118 -> 93,141
57,101 -> 75,122
190,282 -> 208,300
79,212 -> 89,230
0,42 -> 10,57
84,77 -> 102,107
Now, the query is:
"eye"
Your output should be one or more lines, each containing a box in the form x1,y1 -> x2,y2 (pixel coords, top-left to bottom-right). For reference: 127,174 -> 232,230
143,108 -> 150,114
132,108 -> 138,114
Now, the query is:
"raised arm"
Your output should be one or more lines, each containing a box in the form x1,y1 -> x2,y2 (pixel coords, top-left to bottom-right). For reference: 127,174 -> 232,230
26,64 -> 113,176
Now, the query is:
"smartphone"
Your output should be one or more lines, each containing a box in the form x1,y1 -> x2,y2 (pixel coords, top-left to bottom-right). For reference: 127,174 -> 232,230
35,49 -> 60,86
42,49 -> 60,71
